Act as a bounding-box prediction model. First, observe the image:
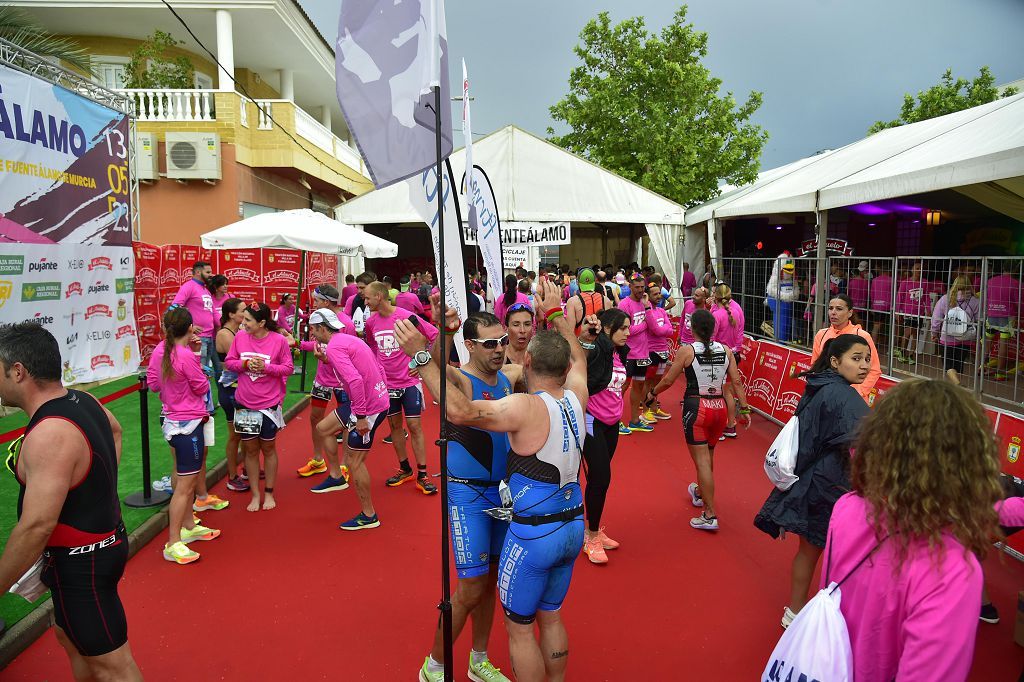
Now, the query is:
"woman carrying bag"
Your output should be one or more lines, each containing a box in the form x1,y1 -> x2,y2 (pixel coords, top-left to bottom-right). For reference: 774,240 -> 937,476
754,334 -> 871,628
930,276 -> 980,385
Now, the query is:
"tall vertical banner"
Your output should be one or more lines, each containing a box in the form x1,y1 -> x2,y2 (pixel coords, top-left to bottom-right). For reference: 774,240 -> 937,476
0,65 -> 138,383
335,0 -> 453,190
461,61 -> 503,304
408,160 -> 469,363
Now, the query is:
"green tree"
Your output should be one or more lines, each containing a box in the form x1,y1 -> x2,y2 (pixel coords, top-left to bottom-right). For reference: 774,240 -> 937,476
869,66 -> 1018,134
0,6 -> 91,73
547,6 -> 767,207
125,30 -> 194,89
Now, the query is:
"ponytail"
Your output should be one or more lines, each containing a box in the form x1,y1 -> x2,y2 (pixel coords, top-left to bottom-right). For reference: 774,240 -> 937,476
503,274 -> 518,307
714,283 -> 736,327
691,309 -> 716,364
220,297 -> 243,326
161,307 -> 193,380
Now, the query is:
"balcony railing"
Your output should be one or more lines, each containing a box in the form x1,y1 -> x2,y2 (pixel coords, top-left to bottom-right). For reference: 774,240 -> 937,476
257,98 -> 363,174
121,88 -> 214,121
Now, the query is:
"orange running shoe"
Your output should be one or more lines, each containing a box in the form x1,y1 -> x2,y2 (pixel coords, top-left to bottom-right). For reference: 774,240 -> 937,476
582,536 -> 608,564
297,458 -> 327,477
193,494 -> 229,512
596,527 -> 619,550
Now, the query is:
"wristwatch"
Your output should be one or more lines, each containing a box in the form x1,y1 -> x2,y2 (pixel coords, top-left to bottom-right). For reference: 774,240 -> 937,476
413,350 -> 432,367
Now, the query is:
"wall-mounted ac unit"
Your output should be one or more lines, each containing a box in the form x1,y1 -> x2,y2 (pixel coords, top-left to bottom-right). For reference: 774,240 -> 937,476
165,132 -> 221,180
136,132 -> 158,181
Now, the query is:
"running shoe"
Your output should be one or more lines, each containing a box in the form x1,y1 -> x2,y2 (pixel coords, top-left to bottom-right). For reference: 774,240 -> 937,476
596,527 -> 619,550
618,422 -> 632,436
654,408 -> 672,420
163,541 -> 199,565
339,512 -> 380,531
906,354 -> 916,366
311,474 -> 349,493
690,513 -> 718,531
781,606 -> 797,629
226,476 -> 250,492
640,410 -> 657,425
628,420 -> 653,433
297,458 -> 327,477
687,482 -> 704,508
179,524 -> 221,543
192,513 -> 202,526
468,655 -> 511,682
980,603 -> 1000,624
893,349 -> 906,363
582,536 -> 608,564
419,657 -> 444,682
721,425 -> 737,439
416,475 -> 438,495
386,468 -> 415,487
986,358 -> 999,369
993,373 -> 1009,382
383,429 -> 409,445
193,495 -> 229,512
152,475 -> 172,493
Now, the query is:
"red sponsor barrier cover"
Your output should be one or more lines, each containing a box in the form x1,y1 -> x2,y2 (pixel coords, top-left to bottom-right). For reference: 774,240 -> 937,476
157,287 -> 178,309
995,412 -> 1024,480
134,288 -> 159,311
773,349 -> 813,421
264,286 -> 296,308
179,245 -> 213,282
228,286 -> 264,307
262,248 -> 302,287
737,336 -> 760,390
866,375 -> 899,408
216,249 -> 262,287
746,341 -> 788,416
159,244 -> 182,287
322,255 -> 338,283
304,252 -> 324,284
132,242 -> 161,288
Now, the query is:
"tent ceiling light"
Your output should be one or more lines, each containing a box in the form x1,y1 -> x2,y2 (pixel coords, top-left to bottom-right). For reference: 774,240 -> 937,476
925,210 -> 941,226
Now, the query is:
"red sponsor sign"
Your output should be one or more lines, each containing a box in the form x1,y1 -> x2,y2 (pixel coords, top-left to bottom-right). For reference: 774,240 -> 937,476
746,341 -> 788,416
866,375 -> 899,409
263,286 -> 296,308
158,287 -> 178,309
227,286 -> 264,308
85,304 -> 112,319
995,412 -> 1024,479
262,249 -> 302,286
65,281 -> 83,298
115,325 -> 136,340
139,341 -> 158,365
88,256 -> 113,272
737,336 -> 760,390
322,255 -> 338,283
773,348 -> 813,421
134,288 -> 159,310
304,252 -> 324,284
91,354 -> 115,369
216,249 -> 262,287
132,242 -> 161,287
159,244 -> 182,287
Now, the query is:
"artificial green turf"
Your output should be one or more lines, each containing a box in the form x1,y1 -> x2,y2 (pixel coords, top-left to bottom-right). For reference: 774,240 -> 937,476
0,358 -> 316,628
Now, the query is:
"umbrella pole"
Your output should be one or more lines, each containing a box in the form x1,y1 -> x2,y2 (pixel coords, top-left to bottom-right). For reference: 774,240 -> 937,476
296,250 -> 308,392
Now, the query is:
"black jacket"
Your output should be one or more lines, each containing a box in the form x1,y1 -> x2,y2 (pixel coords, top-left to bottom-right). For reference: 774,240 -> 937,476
754,370 -> 869,548
586,334 -> 629,396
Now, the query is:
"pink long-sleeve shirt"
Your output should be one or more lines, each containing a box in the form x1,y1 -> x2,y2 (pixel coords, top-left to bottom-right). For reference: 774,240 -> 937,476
224,330 -> 293,410
172,278 -> 217,338
870,274 -> 894,312
300,311 -> 356,388
617,296 -> 650,359
494,292 -> 531,324
822,493 -> 981,682
896,278 -> 931,317
678,299 -> 702,344
146,341 -> 209,420
711,300 -> 745,352
323,332 -> 389,416
986,273 -> 1022,318
847,275 -> 869,309
364,306 -> 438,390
997,496 -> 1024,526
587,352 -> 626,426
646,306 -> 674,353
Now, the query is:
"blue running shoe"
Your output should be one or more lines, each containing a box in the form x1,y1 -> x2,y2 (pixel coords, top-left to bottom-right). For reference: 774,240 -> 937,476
310,474 -> 349,494
340,513 -> 380,531
628,420 -> 653,433
618,422 -> 632,436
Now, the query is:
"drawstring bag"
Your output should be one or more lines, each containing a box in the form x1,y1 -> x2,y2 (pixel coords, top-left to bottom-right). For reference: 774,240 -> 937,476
764,416 -> 800,490
761,537 -> 886,682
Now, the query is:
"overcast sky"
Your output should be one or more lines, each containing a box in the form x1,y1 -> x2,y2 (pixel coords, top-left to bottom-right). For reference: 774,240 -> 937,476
300,0 -> 1024,172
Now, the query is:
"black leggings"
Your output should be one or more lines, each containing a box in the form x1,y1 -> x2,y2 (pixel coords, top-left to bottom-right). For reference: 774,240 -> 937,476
583,417 -> 620,532
939,344 -> 969,374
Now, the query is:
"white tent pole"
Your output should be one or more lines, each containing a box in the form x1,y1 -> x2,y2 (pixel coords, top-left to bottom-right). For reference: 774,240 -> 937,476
814,206 -> 829,333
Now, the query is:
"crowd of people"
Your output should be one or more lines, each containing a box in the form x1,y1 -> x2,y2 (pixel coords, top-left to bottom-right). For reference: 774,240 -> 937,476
0,253 -> 1021,681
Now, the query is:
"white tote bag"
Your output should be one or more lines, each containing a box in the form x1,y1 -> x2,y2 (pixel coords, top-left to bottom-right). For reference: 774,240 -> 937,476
764,416 -> 800,491
761,584 -> 853,682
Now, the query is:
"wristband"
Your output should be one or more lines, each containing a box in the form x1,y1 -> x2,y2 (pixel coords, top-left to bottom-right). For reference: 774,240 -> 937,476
443,320 -> 461,334
544,307 -> 562,319
243,359 -> 250,371
546,310 -> 564,322
739,407 -> 751,414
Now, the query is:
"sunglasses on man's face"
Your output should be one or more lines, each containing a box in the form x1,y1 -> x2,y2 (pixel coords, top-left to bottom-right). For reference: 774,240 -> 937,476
5,434 -> 24,477
470,335 -> 510,350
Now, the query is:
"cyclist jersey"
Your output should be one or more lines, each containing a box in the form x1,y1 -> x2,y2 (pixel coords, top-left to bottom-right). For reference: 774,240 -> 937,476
573,291 -> 606,333
506,390 -> 584,517
448,370 -> 513,483
684,342 -> 730,399
16,390 -> 122,548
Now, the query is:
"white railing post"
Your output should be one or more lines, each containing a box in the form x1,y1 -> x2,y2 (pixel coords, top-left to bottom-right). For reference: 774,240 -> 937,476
239,96 -> 248,127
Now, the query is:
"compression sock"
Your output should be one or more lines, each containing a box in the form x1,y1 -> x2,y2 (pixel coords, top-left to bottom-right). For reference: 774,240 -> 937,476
470,650 -> 488,666
417,464 -> 428,477
399,460 -> 413,473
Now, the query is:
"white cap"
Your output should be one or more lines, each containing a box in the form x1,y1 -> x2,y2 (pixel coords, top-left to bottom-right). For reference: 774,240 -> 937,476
309,308 -> 343,331
857,260 -> 869,272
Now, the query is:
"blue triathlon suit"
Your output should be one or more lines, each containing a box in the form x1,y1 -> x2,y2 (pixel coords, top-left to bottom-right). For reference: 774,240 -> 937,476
448,369 -> 513,579
498,391 -> 585,625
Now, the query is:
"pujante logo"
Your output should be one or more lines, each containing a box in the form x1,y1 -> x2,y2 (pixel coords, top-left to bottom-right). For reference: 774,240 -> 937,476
0,255 -> 24,275
88,256 -> 113,271
87,282 -> 110,294
1009,436 -> 1021,464
22,282 -> 62,302
0,280 -> 12,308
65,281 -> 83,298
117,298 -> 127,321
27,258 -> 58,274
115,325 -> 135,340
62,361 -> 75,383
85,304 -> 113,319
91,354 -> 115,369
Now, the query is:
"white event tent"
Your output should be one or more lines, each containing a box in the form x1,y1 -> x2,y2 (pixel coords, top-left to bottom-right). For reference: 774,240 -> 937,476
335,125 -> 693,296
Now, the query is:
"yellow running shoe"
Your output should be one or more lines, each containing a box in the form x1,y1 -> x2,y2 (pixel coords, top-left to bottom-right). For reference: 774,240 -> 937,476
641,410 -> 657,425
654,408 -> 672,420
297,458 -> 327,477
163,541 -> 199,565
179,524 -> 221,544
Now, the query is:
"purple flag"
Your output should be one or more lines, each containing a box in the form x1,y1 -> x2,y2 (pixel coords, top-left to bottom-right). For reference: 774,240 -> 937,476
335,0 -> 454,190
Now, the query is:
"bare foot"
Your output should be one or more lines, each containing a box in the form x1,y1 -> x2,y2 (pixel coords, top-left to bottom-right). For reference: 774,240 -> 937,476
262,493 -> 276,511
246,497 -> 260,512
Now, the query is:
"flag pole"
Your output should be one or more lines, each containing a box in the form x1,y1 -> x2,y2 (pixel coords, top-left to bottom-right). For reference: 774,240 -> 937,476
434,82 -> 455,682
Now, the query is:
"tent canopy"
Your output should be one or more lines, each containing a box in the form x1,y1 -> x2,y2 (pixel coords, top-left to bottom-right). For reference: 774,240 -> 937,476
686,92 -> 1024,223
200,208 -> 398,258
336,125 -> 685,226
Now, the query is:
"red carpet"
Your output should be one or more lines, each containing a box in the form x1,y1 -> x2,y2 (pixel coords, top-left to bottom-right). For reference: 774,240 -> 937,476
7,382 -> 1023,680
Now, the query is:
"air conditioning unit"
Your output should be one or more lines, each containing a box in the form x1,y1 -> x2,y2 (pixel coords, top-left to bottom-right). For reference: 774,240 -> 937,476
135,132 -> 158,181
165,132 -> 221,181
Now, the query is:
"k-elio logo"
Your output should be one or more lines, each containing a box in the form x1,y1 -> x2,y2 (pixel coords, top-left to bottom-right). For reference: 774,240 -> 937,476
85,304 -> 113,319
87,282 -> 110,294
65,282 -> 83,297
28,259 -> 58,273
115,325 -> 135,340
67,258 -> 85,270
86,330 -> 112,341
88,256 -> 113,271
91,355 -> 114,369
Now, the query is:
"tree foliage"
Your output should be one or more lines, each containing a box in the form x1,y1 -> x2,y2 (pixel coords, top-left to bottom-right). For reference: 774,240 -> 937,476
0,7 -> 91,73
869,66 -> 1018,134
547,6 -> 767,208
125,30 -> 194,90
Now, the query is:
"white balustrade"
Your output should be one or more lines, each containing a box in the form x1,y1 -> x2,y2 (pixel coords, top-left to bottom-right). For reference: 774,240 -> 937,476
333,137 -> 362,172
255,99 -> 274,130
239,96 -> 248,128
294,105 -> 334,154
119,89 -> 214,122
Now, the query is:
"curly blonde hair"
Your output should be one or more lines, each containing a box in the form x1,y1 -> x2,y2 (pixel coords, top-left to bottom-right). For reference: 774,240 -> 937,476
851,379 -> 1003,562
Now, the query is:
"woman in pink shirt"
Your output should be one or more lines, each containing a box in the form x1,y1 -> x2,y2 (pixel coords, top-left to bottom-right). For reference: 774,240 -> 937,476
494,274 -> 531,324
711,284 -> 746,438
894,261 -> 931,365
225,303 -> 294,512
644,284 -> 676,422
580,308 -> 631,564
147,307 -> 222,565
823,379 -> 1003,681
678,287 -> 709,345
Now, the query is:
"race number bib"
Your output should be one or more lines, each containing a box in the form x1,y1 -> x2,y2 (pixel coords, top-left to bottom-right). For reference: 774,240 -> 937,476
635,358 -> 652,367
310,383 -> 332,401
388,388 -> 406,399
654,351 -> 670,362
234,409 -> 264,435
